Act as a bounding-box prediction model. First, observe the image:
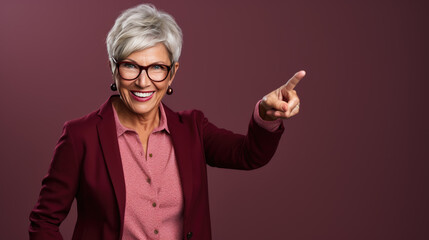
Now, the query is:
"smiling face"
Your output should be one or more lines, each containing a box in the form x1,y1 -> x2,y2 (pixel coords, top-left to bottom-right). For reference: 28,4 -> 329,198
115,43 -> 179,118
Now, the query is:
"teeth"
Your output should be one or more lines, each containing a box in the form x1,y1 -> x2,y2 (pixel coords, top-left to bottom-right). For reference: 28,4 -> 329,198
132,91 -> 153,98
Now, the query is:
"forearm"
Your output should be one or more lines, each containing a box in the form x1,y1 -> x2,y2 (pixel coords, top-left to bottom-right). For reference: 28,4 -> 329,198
203,108 -> 284,170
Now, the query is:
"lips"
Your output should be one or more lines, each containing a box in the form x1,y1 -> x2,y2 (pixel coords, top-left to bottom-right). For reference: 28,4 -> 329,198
130,91 -> 154,102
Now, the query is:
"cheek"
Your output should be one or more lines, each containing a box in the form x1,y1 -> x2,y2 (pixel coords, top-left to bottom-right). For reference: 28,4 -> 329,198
154,81 -> 169,91
117,83 -> 126,93
117,77 -> 130,89
156,87 -> 167,99
117,82 -> 133,98
153,84 -> 169,101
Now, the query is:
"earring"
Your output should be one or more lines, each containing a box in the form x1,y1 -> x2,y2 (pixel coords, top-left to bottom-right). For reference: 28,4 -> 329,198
166,86 -> 173,95
110,83 -> 117,91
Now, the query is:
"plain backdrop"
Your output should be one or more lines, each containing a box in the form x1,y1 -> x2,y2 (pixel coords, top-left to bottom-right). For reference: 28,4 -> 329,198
1,0 -> 428,239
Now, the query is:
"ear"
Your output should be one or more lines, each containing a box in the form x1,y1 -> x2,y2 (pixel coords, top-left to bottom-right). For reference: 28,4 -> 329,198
169,62 -> 180,84
108,60 -> 114,74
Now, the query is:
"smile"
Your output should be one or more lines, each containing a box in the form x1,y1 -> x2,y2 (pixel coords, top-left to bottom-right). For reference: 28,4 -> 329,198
130,91 -> 154,102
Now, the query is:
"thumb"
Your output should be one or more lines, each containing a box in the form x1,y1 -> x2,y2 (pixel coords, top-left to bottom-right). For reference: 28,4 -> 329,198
262,95 -> 288,112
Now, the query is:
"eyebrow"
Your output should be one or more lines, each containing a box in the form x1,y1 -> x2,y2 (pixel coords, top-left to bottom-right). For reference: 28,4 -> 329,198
122,59 -> 170,66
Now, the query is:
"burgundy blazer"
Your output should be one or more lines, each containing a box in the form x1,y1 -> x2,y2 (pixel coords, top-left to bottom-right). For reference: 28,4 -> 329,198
29,96 -> 284,240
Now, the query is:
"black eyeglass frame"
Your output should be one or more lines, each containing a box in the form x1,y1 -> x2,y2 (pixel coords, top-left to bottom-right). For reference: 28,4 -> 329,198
113,59 -> 174,82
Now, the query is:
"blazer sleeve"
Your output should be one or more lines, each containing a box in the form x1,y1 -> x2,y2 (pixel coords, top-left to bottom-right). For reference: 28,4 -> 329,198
29,122 -> 81,240
202,111 -> 285,170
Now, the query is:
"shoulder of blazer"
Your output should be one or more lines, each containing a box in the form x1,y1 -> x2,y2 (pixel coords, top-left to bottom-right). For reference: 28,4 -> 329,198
60,96 -> 114,137
162,103 -> 206,127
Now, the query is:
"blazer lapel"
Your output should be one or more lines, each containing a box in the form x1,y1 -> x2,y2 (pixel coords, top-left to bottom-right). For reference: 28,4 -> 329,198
96,97 -> 126,235
164,105 -> 194,224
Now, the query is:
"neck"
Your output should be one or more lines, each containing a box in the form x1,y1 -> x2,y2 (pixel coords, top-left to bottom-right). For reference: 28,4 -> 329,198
112,97 -> 160,132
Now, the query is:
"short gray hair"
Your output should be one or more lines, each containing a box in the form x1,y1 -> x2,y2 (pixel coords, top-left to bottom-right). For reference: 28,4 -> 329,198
106,4 -> 183,73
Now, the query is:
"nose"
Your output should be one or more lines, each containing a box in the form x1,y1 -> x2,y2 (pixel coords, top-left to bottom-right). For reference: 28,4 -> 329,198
134,69 -> 151,88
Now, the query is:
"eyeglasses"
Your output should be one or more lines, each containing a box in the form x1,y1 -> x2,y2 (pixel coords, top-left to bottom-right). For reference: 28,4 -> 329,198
114,59 -> 173,82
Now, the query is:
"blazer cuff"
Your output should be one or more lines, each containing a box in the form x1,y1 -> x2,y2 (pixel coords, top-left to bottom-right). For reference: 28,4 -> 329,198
253,100 -> 283,132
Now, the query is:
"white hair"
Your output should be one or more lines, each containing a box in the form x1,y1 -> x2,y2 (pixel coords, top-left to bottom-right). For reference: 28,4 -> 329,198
106,4 -> 183,73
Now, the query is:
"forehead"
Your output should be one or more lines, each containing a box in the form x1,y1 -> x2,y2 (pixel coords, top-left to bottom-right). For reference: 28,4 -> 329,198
126,43 -> 170,64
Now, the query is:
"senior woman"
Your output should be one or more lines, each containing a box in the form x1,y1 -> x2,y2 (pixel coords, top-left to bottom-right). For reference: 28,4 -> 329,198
29,4 -> 304,240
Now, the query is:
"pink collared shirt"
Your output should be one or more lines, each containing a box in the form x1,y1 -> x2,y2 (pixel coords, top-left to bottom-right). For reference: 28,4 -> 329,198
113,101 -> 281,240
114,103 -> 183,240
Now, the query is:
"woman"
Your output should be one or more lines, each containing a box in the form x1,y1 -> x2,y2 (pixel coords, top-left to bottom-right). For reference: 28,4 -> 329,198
29,4 -> 304,240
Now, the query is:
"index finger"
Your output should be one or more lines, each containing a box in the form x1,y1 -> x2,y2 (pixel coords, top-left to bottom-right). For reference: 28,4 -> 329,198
284,70 -> 306,90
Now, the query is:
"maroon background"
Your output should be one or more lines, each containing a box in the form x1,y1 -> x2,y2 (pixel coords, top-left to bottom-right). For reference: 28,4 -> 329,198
1,0 -> 428,239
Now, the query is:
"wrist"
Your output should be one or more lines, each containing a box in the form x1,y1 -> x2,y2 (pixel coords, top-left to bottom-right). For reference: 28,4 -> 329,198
258,101 -> 277,121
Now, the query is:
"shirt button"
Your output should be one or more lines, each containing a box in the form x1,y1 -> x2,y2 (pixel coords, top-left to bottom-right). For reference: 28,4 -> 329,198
154,229 -> 159,234
146,178 -> 151,184
152,202 -> 157,207
187,231 -> 193,239
149,153 -> 153,158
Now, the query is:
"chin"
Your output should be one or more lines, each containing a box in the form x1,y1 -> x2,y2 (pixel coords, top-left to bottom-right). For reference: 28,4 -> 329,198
129,99 -> 161,116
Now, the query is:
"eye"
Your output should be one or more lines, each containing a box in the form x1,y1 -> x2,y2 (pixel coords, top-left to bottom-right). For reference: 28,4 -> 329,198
150,65 -> 168,71
121,62 -> 138,69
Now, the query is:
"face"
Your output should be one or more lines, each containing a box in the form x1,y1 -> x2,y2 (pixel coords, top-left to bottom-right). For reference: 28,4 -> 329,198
115,43 -> 179,117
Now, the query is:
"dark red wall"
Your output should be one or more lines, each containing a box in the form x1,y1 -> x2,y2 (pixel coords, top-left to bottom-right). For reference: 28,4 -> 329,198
1,0 -> 428,239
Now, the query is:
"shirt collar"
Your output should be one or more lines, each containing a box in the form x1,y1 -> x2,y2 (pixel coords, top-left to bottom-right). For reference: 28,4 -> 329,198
154,102 -> 170,134
113,102 -> 170,137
